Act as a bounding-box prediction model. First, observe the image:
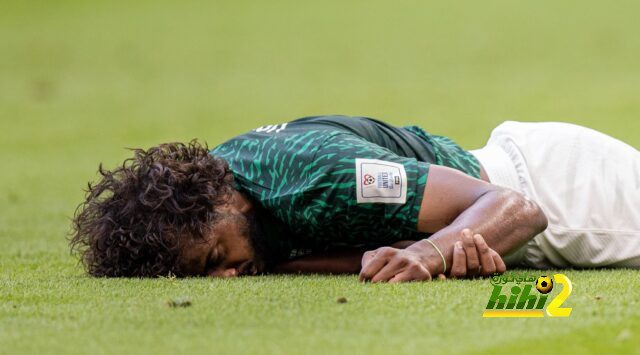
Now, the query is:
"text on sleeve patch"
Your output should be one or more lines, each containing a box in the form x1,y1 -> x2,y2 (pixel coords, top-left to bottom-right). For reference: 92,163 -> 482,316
355,158 -> 407,204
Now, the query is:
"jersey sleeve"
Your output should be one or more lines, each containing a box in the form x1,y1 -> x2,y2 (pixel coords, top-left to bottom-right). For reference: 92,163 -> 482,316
213,130 -> 430,249
304,132 -> 430,238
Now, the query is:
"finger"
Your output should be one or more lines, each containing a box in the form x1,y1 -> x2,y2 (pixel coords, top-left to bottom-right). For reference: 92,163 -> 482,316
388,263 -> 432,283
359,254 -> 388,282
462,229 -> 480,277
359,248 -> 393,281
361,250 -> 377,269
491,250 -> 507,274
370,257 -> 406,283
474,234 -> 496,276
450,241 -> 467,278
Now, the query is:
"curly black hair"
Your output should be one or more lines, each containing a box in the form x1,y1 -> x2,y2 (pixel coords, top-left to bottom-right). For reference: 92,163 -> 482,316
70,140 -> 234,277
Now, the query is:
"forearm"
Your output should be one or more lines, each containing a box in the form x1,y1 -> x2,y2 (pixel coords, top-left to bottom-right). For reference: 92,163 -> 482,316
409,188 -> 547,275
273,241 -> 419,274
272,249 -> 365,274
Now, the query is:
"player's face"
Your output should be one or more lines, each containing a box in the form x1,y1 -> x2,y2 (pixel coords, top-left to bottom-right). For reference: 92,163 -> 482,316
178,208 -> 267,278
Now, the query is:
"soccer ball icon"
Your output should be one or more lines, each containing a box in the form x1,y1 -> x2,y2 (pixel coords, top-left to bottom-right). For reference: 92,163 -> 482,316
363,174 -> 375,186
536,276 -> 553,294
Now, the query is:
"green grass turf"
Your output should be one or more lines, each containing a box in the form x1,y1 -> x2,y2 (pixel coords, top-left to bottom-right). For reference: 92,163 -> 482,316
1,1 -> 639,354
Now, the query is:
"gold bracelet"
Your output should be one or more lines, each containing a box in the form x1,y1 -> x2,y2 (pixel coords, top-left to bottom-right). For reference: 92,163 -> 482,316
425,239 -> 446,274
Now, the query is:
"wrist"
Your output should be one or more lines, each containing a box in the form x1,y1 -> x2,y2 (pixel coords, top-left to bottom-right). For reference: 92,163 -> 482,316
407,239 -> 445,276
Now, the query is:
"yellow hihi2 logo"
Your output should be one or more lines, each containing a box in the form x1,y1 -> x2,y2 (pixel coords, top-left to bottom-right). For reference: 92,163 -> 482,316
482,273 -> 573,318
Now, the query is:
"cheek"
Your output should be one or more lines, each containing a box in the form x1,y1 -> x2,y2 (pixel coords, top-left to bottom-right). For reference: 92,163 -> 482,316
215,212 -> 255,265
225,228 -> 255,261
232,214 -> 254,255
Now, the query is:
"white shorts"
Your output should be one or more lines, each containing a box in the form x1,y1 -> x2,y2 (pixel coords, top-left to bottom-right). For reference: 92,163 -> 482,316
470,121 -> 640,269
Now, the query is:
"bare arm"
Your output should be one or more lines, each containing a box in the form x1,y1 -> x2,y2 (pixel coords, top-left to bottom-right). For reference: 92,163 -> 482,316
273,235 -> 507,280
412,165 -> 547,275
272,241 -> 415,274
272,248 -> 365,274
360,165 -> 547,282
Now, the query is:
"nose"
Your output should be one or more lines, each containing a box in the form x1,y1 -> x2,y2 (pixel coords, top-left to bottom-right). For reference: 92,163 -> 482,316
209,268 -> 238,278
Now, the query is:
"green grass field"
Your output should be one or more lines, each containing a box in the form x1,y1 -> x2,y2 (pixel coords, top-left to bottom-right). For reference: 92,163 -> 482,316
1,1 -> 639,354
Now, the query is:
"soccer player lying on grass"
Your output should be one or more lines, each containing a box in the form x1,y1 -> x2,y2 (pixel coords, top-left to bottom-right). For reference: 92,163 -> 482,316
70,116 -> 640,281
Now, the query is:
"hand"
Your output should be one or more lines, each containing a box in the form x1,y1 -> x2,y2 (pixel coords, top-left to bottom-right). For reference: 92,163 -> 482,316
449,229 -> 506,279
359,247 -> 431,283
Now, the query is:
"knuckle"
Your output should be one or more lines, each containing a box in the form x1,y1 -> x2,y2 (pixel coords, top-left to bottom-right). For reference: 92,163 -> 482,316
393,256 -> 408,266
476,243 -> 490,253
379,247 -> 395,257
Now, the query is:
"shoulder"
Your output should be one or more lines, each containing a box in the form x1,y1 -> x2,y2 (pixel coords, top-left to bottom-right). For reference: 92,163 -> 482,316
212,127 -> 336,159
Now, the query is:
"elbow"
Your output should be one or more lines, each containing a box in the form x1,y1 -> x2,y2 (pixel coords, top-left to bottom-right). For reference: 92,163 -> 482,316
501,189 -> 548,236
527,198 -> 548,235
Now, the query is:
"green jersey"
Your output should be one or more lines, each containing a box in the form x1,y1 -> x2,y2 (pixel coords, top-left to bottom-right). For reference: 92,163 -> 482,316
211,115 -> 480,264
